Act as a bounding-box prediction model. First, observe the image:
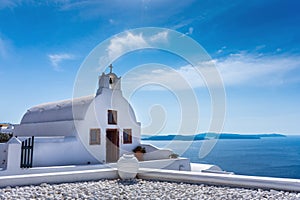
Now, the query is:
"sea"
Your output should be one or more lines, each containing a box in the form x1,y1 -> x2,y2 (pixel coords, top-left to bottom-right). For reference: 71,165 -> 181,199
145,135 -> 300,179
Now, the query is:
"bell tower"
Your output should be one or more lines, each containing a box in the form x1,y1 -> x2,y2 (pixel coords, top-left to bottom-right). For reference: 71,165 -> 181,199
96,64 -> 121,95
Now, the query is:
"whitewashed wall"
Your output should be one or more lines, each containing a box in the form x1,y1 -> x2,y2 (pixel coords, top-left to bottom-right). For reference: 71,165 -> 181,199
0,143 -> 8,169
32,137 -> 99,167
14,121 -> 77,137
76,88 -> 141,163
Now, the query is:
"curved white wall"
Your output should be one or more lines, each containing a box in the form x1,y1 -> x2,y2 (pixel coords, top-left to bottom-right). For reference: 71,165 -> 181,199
14,121 -> 77,137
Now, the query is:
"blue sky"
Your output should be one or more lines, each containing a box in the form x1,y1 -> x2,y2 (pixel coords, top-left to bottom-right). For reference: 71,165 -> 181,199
0,0 -> 300,134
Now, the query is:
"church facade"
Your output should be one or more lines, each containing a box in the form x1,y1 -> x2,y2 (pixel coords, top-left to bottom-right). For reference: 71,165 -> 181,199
14,67 -> 141,167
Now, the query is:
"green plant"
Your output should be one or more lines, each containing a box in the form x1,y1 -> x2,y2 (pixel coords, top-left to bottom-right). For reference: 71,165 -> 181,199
132,146 -> 146,153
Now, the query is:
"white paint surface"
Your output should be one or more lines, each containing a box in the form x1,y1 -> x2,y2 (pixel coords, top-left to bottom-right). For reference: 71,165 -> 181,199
6,138 -> 22,172
138,168 -> 300,192
0,143 -> 8,169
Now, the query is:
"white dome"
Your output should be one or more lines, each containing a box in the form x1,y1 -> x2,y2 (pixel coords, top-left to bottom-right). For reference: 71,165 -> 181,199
21,95 -> 94,124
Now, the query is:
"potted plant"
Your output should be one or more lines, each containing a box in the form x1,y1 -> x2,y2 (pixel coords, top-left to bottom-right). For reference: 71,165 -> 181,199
132,146 -> 146,161
0,133 -> 13,143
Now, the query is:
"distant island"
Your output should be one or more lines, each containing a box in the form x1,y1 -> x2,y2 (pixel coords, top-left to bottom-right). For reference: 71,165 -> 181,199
142,133 -> 286,141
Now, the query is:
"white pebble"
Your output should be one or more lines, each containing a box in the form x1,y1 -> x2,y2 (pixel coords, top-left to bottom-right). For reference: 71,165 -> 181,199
0,179 -> 299,199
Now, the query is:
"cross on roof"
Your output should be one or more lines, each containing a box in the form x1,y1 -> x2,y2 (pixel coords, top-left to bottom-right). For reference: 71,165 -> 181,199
109,64 -> 113,73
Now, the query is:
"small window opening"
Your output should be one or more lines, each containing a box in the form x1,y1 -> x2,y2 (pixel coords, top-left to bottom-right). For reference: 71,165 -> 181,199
108,110 -> 117,124
123,129 -> 132,144
89,128 -> 100,145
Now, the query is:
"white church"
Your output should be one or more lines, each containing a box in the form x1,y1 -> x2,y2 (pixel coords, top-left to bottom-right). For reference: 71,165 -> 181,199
12,65 -> 145,166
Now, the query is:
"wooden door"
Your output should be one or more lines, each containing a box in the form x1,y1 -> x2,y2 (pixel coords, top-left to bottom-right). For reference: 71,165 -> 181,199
106,129 -> 119,163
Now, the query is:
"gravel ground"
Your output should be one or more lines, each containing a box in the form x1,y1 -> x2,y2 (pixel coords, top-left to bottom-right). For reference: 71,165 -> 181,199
0,179 -> 299,200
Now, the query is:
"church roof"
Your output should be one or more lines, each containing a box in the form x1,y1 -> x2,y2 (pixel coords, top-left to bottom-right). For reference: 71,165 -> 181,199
21,95 -> 94,124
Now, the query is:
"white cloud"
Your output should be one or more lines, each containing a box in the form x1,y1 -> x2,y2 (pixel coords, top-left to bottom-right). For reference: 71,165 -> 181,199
255,45 -> 266,51
108,18 -> 116,25
184,27 -> 194,36
99,31 -> 169,68
0,0 -> 18,9
122,52 -> 300,90
217,53 -> 300,86
48,53 -> 75,71
107,32 -> 148,61
217,46 -> 226,54
0,1 -> 72,10
149,31 -> 168,43
123,66 -> 195,91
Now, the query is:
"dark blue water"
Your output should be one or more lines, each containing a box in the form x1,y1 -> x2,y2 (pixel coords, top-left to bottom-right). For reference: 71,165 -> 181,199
146,136 -> 300,179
